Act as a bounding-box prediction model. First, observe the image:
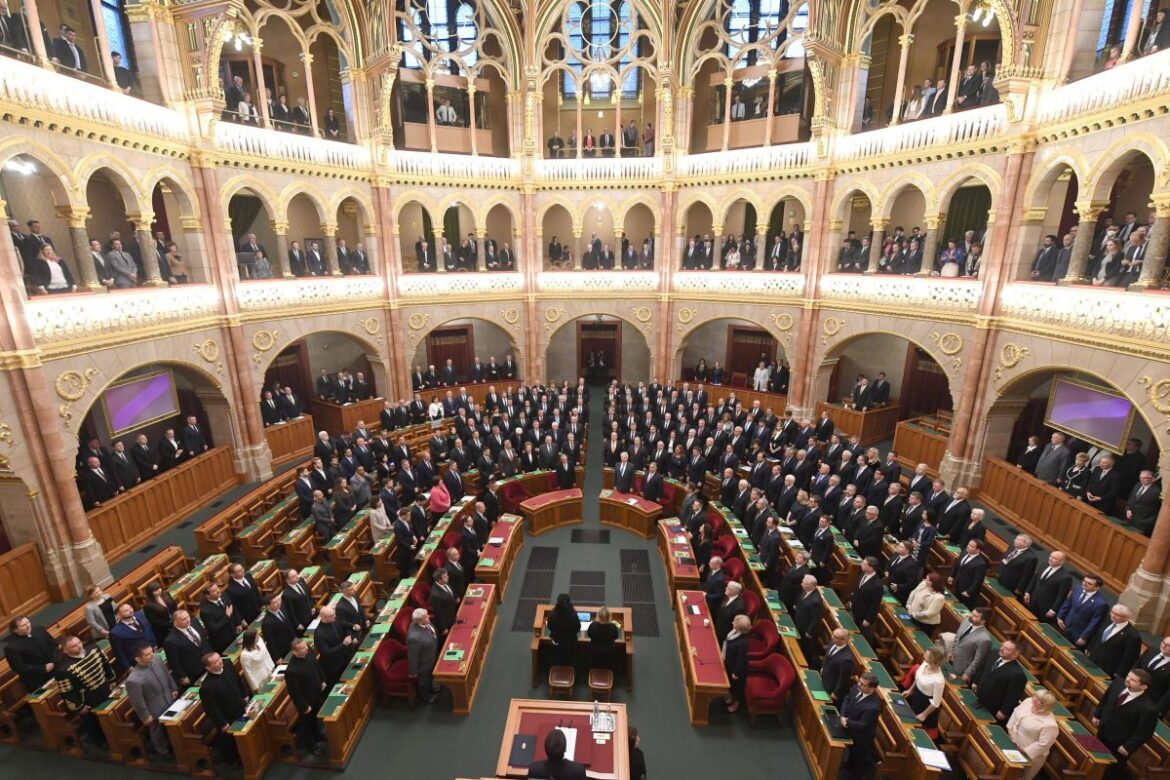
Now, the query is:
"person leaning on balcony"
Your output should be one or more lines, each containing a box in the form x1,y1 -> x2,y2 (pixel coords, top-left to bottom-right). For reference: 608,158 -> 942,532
111,52 -> 138,96
163,242 -> 189,284
271,94 -> 293,130
27,244 -> 76,294
236,92 -> 259,125
52,25 -> 86,73
293,98 -> 312,133
1144,8 -> 1170,55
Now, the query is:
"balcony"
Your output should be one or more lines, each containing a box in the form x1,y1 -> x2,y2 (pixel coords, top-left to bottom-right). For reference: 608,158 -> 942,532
537,271 -> 659,294
397,272 -> 524,298
1038,49 -> 1170,128
672,271 -> 804,298
387,150 -> 520,183
677,142 -> 815,178
534,156 -> 663,184
236,276 -> 385,313
998,282 -> 1170,344
213,122 -> 370,171
0,55 -> 188,143
834,104 -> 1006,163
26,285 -> 220,346
818,275 -> 983,313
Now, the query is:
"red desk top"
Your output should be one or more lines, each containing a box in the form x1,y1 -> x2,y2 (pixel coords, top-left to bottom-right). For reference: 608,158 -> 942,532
601,491 -> 662,514
515,711 -> 612,774
660,521 -> 700,581
434,583 -> 495,675
520,488 -> 583,511
478,516 -> 520,571
677,591 -> 730,688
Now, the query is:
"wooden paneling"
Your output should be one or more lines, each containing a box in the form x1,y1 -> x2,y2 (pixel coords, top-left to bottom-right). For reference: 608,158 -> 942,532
0,544 -> 50,628
892,418 -> 949,475
87,446 -> 240,563
817,402 -> 902,446
263,414 -> 314,468
976,457 -> 1147,593
308,397 -> 385,437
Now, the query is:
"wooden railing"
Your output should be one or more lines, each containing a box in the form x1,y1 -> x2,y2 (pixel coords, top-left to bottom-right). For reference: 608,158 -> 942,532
308,397 -> 386,438
264,414 -> 315,469
976,456 -> 1147,593
0,544 -> 50,628
816,402 -> 902,447
87,446 -> 241,562
892,417 -> 949,476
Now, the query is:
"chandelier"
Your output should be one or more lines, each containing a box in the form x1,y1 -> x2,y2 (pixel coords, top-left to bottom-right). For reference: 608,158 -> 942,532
222,29 -> 253,52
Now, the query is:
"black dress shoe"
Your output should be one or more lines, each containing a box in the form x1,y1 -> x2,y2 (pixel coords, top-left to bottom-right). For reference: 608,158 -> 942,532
310,745 -> 325,757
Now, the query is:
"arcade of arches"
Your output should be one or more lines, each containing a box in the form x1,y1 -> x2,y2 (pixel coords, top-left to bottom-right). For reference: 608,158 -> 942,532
2,0 -> 1170,777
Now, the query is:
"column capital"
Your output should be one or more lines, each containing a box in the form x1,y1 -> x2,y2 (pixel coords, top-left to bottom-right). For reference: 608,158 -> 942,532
300,51 -> 314,67
898,33 -> 914,48
60,207 -> 91,229
270,221 -> 289,235
722,76 -> 734,89
129,213 -> 156,231
870,218 -> 890,232
424,78 -> 435,92
321,223 -> 338,237
1074,200 -> 1110,221
251,36 -> 264,53
466,83 -> 477,95
924,214 -> 943,231
179,216 -> 202,231
1149,193 -> 1170,217
954,13 -> 967,29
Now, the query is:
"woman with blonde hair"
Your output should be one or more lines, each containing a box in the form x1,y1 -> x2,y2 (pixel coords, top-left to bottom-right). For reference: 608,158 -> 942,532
83,584 -> 117,639
1006,689 -> 1060,779
906,572 -> 947,635
903,645 -> 946,729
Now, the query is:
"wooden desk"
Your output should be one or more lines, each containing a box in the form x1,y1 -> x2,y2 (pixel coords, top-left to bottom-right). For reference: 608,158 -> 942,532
324,510 -> 371,578
600,468 -> 686,515
793,669 -> 850,780
893,418 -> 948,477
598,490 -> 662,539
161,689 -> 216,775
434,583 -> 497,715
477,514 -> 524,602
496,469 -> 583,514
0,543 -> 52,629
816,402 -> 902,447
957,723 -> 1032,780
307,397 -> 385,440
495,698 -> 629,780
237,494 -> 299,564
657,520 -> 700,598
520,488 -> 583,536
318,642 -> 377,769
674,591 -> 730,726
94,687 -> 149,766
264,413 -> 315,469
529,604 -> 633,690
278,518 -> 319,570
166,553 -> 230,609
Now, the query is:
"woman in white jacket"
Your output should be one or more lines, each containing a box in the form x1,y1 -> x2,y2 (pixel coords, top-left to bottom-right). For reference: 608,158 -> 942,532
240,629 -> 276,693
1006,690 -> 1060,780
753,360 -> 771,391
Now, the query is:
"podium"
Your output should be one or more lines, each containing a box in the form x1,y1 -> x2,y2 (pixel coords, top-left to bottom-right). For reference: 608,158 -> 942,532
495,698 -> 629,779
519,488 -> 583,535
598,490 -> 662,539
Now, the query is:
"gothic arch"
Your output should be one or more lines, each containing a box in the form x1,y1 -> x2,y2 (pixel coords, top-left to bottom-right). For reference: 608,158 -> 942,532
1023,153 -> 1091,212
278,184 -> 330,225
1086,134 -> 1170,203
876,175 -> 935,221
831,181 -> 880,224
537,195 -> 585,232
74,156 -> 146,216
935,164 -> 1002,215
0,140 -> 80,207
220,176 -> 280,220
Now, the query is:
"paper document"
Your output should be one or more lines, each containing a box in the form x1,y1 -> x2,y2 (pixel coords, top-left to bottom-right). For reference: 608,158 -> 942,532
307,618 -> 321,631
160,697 -> 194,721
916,747 -> 951,770
488,537 -> 505,545
555,726 -> 578,761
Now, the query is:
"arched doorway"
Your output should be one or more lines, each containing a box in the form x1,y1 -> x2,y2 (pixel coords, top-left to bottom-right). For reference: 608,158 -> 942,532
261,331 -> 387,406
764,197 -> 807,271
675,317 -> 784,387
547,315 -> 651,385
227,186 -> 277,278
681,200 -> 714,269
84,168 -> 141,283
150,176 -> 209,284
335,195 -> 373,274
816,332 -> 953,419
622,202 -> 656,269
0,153 -> 79,288
411,318 -> 519,383
541,203 -> 575,269
398,200 -> 437,272
483,203 -> 517,271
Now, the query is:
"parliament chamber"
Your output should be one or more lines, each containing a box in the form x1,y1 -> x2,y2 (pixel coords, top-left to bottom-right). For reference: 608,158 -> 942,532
1,0 -> 1170,778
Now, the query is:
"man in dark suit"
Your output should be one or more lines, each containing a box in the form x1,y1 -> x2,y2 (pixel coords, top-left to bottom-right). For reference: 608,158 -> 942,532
877,483 -> 904,535
336,580 -> 370,636
849,557 -> 884,633
108,604 -> 158,671
821,628 -> 856,704
936,487 -> 971,539
285,639 -> 327,756
226,563 -> 263,624
1029,234 -> 1058,281
1092,669 -> 1159,779
1021,552 -> 1072,626
714,581 -> 747,640
313,606 -> 356,685
886,540 -> 921,605
261,593 -> 295,662
851,506 -> 884,558
869,373 -> 891,406
851,376 -> 871,411
838,673 -> 882,780
288,240 -> 308,276
527,728 -> 587,780
444,547 -> 468,600
1056,574 -> 1109,647
1125,470 -> 1161,535
794,575 -> 824,663
613,453 -> 635,493
641,462 -> 664,503
704,557 -> 728,613
52,26 -> 87,72
1088,604 -> 1142,680
1085,455 -> 1120,514
79,455 -> 118,508
948,539 -> 988,609
3,616 -> 57,691
906,464 -> 932,498
199,652 -> 247,764
996,534 -> 1039,598
180,416 -> 208,459
162,609 -> 212,687
200,583 -> 239,652
954,64 -> 983,109
1134,636 -> 1170,716
1015,435 -> 1042,474
281,569 -> 315,633
130,433 -> 160,481
294,468 -> 315,519
971,641 -> 1027,723
428,568 -> 458,638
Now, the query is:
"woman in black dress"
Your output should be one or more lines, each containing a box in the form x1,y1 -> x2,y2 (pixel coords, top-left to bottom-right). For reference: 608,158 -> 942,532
324,108 -> 342,140
586,606 -> 621,672
628,727 -> 647,780
1059,452 -> 1092,500
548,593 -> 581,666
722,614 -> 751,713
142,581 -> 178,644
668,444 -> 687,481
694,359 -> 709,382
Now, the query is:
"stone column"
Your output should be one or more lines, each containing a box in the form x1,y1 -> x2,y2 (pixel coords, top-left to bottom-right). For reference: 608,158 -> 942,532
476,228 -> 487,271
675,227 -> 686,271
322,223 -> 341,275
824,219 -> 844,276
272,221 -> 292,278
179,216 -> 211,284
301,51 -> 320,136
1120,471 -> 1170,629
755,224 -> 767,269
125,0 -> 176,102
721,76 -> 734,151
512,227 -> 523,272
944,15 -> 967,113
615,229 -> 625,268
86,0 -> 119,89
917,215 -> 942,276
1122,0 -> 1146,61
763,69 -> 777,146
890,33 -> 913,126
133,217 -> 164,285
362,226 -> 379,275
467,83 -> 479,156
573,229 -> 583,270
675,86 -> 694,156
251,37 -> 271,127
865,219 -> 888,274
1131,195 -> 1170,290
433,227 -> 446,273
24,0 -> 50,67
1059,201 -> 1107,284
65,210 -> 100,290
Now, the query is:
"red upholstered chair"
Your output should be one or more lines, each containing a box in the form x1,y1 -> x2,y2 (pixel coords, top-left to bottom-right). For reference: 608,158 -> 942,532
722,556 -> 745,583
745,653 -> 796,724
392,607 -> 414,641
712,536 -> 737,562
747,619 -> 779,663
706,512 -> 727,538
441,530 -> 463,550
741,589 -> 762,621
410,581 -> 432,609
373,638 -> 416,707
660,481 -> 678,508
427,549 -> 446,572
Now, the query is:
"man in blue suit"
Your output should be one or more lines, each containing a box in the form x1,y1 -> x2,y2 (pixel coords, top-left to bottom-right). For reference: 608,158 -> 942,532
1056,574 -> 1109,648
108,603 -> 158,670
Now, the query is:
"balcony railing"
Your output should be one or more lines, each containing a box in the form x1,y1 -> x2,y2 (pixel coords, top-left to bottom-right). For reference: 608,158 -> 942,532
534,156 -> 663,182
999,282 -> 1170,344
26,285 -> 220,345
214,122 -> 370,171
672,271 -> 805,297
818,274 -> 983,313
388,150 -> 520,182
397,272 -> 524,298
1038,50 -> 1170,127
834,104 -> 1006,162
677,142 -> 815,178
537,271 -> 659,293
0,55 -> 188,142
236,276 -> 384,313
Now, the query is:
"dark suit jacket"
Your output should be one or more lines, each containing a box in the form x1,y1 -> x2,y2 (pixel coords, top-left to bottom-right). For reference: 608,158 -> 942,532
996,549 -> 1039,596
886,555 -> 920,604
1093,676 -> 1159,755
1057,587 -> 1108,644
1126,483 -> 1161,533
1025,567 -> 1074,617
1135,648 -> 1170,714
779,564 -> 808,610
162,619 -> 213,684
794,590 -> 824,639
952,554 -> 988,603
704,568 -> 727,612
314,621 -> 355,683
821,644 -> 856,702
972,656 -> 1026,717
526,757 -> 587,780
285,652 -> 326,714
852,520 -> 884,558
282,582 -> 314,630
1088,622 -> 1142,679
261,610 -> 295,661
429,583 -> 458,635
1086,468 -> 1120,512
227,575 -> 263,623
714,595 -> 746,640
851,575 -> 884,626
200,597 -> 237,652
200,665 -> 246,728
810,529 -> 834,568
839,686 -> 881,765
642,473 -> 664,502
613,463 -> 635,493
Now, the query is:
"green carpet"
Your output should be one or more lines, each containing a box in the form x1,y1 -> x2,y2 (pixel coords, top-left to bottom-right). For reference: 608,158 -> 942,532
0,386 -> 812,779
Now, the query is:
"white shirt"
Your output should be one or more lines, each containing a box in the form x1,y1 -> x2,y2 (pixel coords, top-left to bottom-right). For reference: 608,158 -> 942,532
241,637 -> 276,691
45,259 -> 69,289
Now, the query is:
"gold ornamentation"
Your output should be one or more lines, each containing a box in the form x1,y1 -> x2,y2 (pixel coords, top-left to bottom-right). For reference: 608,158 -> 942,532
408,313 -> 430,330
1138,376 -> 1170,414
994,343 -> 1030,383
252,330 -> 279,351
929,332 -> 964,370
500,308 -> 520,326
193,339 -> 219,362
631,306 -> 652,324
0,421 -> 14,470
823,318 -> 844,337
55,368 -> 96,401
359,317 -> 381,335
769,312 -> 794,331
544,307 -> 563,324
677,308 -> 696,325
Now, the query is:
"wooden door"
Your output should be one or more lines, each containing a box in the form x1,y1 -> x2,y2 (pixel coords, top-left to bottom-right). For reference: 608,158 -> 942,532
726,326 -> 776,385
265,342 -> 311,398
577,321 -> 622,384
426,326 -> 475,381
900,346 -> 952,417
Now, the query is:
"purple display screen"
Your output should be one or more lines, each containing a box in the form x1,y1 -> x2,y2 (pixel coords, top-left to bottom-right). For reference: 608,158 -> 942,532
1044,379 -> 1133,451
104,372 -> 178,436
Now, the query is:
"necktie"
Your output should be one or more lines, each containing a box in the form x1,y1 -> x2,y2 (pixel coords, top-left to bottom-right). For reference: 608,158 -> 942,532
1117,691 -> 1129,706
187,627 -> 199,644
1042,568 -> 1052,580
959,624 -> 973,642
96,468 -> 105,479
1081,591 -> 1090,606
1151,656 -> 1166,671
1104,624 -> 1117,641
994,659 -> 1005,670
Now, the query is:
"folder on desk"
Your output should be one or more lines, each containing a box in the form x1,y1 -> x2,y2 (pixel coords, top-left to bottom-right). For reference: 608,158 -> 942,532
821,710 -> 848,740
1073,733 -> 1110,753
444,648 -> 465,662
509,734 -> 536,766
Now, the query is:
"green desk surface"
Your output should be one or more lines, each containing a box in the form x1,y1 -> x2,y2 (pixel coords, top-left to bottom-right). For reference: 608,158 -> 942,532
834,609 -> 859,633
909,728 -> 937,749
957,687 -> 995,721
821,588 -> 845,609
1061,718 -> 1116,760
986,724 -> 1029,761
852,634 -> 878,659
866,660 -> 896,689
